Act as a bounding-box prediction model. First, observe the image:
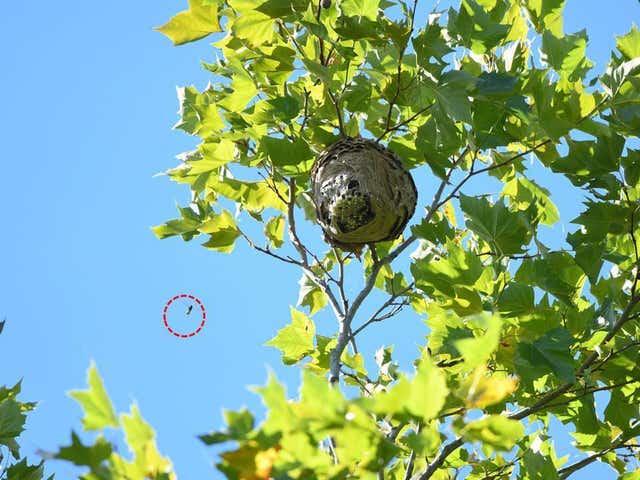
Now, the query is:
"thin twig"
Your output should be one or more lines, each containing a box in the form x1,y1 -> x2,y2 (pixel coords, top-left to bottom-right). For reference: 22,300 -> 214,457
380,0 -> 419,140
348,284 -> 414,340
558,422 -> 639,479
237,227 -> 301,266
591,339 -> 640,373
287,178 -> 309,265
299,88 -> 311,134
509,292 -> 640,421
404,423 -> 422,480
340,367 -> 373,395
377,103 -> 435,142
327,88 -> 346,137
286,179 -> 345,320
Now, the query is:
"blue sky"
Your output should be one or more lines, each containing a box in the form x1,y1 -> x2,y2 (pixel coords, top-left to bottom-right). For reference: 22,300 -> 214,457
1,1 -> 639,478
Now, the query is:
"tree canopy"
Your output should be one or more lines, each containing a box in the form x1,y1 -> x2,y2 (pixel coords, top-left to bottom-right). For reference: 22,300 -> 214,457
2,0 -> 640,479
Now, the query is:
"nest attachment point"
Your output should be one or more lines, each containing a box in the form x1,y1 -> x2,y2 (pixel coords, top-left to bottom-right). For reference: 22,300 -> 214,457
310,137 -> 417,251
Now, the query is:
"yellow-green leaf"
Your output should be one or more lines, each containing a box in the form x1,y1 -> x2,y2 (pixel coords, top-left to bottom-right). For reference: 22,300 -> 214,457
199,210 -> 240,253
264,215 -> 285,248
461,415 -> 524,451
617,24 -> 640,61
69,363 -> 119,431
265,307 -> 316,365
155,0 -> 221,46
121,405 -> 173,477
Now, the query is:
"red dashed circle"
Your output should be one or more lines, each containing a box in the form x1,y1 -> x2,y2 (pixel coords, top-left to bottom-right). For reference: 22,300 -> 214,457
162,294 -> 206,338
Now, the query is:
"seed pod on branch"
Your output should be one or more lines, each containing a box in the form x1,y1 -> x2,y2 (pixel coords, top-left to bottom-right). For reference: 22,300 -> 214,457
310,137 -> 417,252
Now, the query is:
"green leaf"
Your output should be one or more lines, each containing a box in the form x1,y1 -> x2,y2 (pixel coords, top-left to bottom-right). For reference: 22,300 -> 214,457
475,72 -> 518,98
174,86 -> 225,136
605,389 -> 640,430
371,355 -> 447,421
454,314 -> 503,368
54,431 -> 112,470
502,177 -> 560,226
218,60 -> 259,112
231,11 -> 275,47
498,283 -> 534,317
200,408 -> 255,445
155,0 -> 221,46
193,139 -> 236,172
255,0 -> 306,18
617,24 -> 640,60
297,273 -> 327,316
251,373 -> 294,432
262,136 -> 314,177
265,307 -> 316,365
251,96 -> 301,124
525,0 -> 565,36
571,202 -> 630,242
334,15 -> 382,41
434,84 -> 473,124
460,194 -> 533,255
209,177 -> 286,213
264,215 -> 285,248
461,415 -> 524,451
410,213 -> 455,245
0,398 -> 26,457
515,252 -> 586,305
341,75 -> 373,113
448,0 -> 511,54
6,459 -> 47,480
69,362 -> 119,431
299,370 -> 345,419
199,210 -> 240,253
542,29 -> 594,81
520,450 -> 560,479
516,327 -> 575,383
340,0 -> 380,21
411,242 -> 487,315
121,405 -> 173,476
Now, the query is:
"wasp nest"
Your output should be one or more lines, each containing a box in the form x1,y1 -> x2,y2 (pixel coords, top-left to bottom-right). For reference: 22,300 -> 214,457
310,137 -> 417,251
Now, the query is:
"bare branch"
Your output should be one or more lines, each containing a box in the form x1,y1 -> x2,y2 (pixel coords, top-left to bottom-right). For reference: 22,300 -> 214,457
349,283 -> 414,340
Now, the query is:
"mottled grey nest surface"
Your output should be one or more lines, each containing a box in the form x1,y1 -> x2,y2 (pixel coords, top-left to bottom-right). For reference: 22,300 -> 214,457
310,137 -> 417,250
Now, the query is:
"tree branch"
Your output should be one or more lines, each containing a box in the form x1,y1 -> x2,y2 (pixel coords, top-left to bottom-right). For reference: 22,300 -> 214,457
328,147 -> 472,384
327,88 -> 346,137
348,283 -> 414,340
237,227 -> 302,266
413,244 -> 640,479
414,437 -> 464,480
376,103 -> 435,143
558,422 -> 639,479
509,292 -> 640,421
379,0 -> 418,141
